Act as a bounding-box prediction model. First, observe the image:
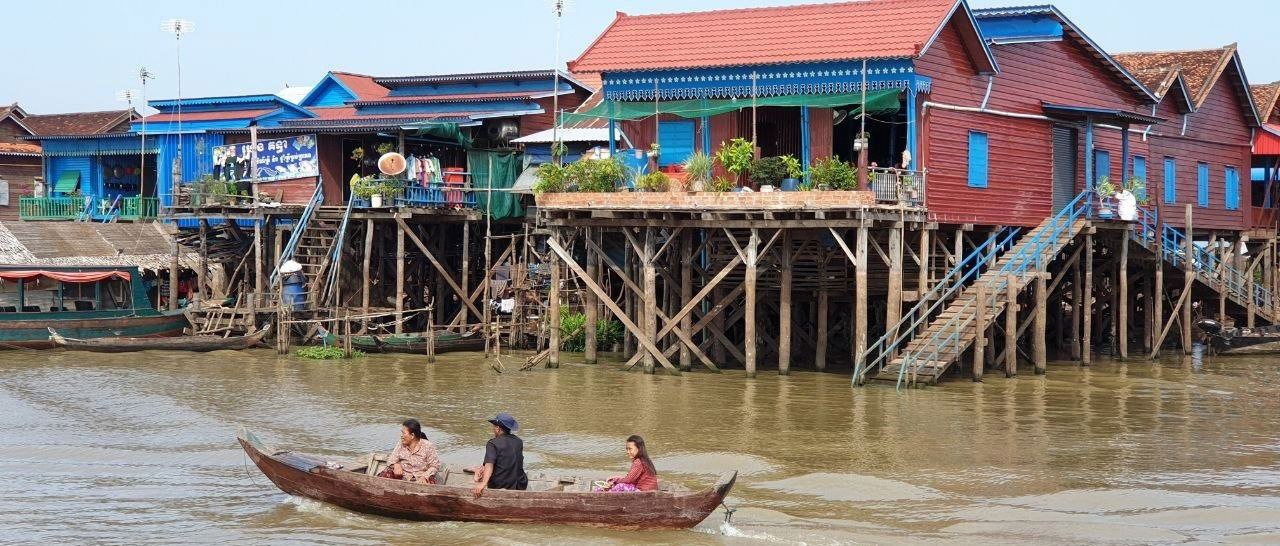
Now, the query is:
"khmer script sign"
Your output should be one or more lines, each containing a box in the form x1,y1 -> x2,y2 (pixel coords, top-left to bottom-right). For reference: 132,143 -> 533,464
211,135 -> 318,182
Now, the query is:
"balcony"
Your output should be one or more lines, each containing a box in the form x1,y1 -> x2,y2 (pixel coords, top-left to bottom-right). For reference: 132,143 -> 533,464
19,195 -> 160,222
18,197 -> 81,220
119,197 -> 160,220
868,167 -> 927,207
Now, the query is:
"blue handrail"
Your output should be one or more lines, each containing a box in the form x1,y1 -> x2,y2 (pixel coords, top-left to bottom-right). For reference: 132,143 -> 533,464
321,194 -> 356,307
270,183 -> 324,285
853,226 -> 1020,384
895,191 -> 1093,389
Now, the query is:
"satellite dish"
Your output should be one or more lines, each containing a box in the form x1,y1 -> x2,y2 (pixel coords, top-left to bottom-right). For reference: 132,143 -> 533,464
378,152 -> 407,176
833,109 -> 849,126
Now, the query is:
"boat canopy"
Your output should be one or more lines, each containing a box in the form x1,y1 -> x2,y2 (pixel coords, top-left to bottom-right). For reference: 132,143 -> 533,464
0,269 -> 131,283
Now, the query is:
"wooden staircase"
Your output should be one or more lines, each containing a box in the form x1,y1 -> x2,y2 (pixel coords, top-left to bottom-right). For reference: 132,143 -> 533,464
871,217 -> 1088,385
289,209 -> 345,308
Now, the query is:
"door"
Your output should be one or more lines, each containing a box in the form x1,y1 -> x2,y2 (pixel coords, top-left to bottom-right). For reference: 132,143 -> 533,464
1051,126 -> 1077,212
657,121 -> 695,167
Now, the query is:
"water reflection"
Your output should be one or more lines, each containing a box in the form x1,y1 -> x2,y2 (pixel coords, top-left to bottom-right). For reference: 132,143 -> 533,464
0,349 -> 1277,543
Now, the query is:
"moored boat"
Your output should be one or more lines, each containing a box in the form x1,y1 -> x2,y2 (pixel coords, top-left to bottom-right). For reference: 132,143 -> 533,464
319,326 -> 486,354
238,429 -> 736,529
0,266 -> 188,349
1196,319 -> 1280,355
48,324 -> 270,353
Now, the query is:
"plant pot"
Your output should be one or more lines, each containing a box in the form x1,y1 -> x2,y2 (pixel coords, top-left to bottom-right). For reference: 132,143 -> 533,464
1098,207 -> 1113,218
781,178 -> 800,191
371,194 -> 383,208
689,179 -> 706,192
817,183 -> 831,191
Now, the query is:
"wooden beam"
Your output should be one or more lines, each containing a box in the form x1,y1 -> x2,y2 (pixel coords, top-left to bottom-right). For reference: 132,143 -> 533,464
855,225 -> 869,368
641,228 -> 658,373
779,229 -> 793,375
395,218 -> 485,320
1082,232 -> 1093,365
549,230 -> 562,368
546,235 -> 679,372
886,225 -> 903,350
816,263 -> 828,371
585,227 -> 599,364
395,226 -> 405,334
1005,273 -> 1018,377
744,229 -> 760,377
361,219 -> 373,315
974,282 -> 987,381
679,229 -> 693,371
1182,205 -> 1193,353
1119,230 -> 1129,358
1034,274 -> 1048,374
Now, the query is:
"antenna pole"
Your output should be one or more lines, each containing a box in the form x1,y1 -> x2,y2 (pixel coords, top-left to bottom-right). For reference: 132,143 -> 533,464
552,0 -> 564,165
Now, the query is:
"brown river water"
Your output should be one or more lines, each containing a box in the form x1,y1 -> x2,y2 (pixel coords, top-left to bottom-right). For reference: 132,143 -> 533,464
2,348 -> 1279,545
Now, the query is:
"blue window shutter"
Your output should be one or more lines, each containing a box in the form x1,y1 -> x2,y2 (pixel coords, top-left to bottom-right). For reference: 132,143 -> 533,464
656,121 -> 695,167
1163,158 -> 1176,204
1132,156 -> 1146,202
967,131 -> 988,188
1197,163 -> 1209,207
1225,167 -> 1239,210
1094,150 -> 1111,182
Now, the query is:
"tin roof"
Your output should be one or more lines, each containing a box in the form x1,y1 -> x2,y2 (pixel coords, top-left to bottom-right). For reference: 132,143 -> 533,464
510,127 -> 619,143
568,0 -> 995,73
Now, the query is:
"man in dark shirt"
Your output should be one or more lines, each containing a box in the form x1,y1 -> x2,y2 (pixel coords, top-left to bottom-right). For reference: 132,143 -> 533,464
472,412 -> 528,497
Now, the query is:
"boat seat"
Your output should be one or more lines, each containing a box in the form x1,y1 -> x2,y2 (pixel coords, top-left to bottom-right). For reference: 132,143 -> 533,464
22,306 -> 41,312
74,301 -> 95,311
0,306 -> 15,313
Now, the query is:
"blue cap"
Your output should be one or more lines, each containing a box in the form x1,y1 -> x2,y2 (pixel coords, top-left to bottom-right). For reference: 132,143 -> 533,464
487,412 -> 518,433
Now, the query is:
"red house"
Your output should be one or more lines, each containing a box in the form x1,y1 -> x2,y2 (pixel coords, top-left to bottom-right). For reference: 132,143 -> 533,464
1253,81 -> 1280,228
1113,45 -> 1262,232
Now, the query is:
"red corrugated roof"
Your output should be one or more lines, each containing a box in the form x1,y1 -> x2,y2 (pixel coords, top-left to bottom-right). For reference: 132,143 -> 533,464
307,107 -> 358,120
332,72 -> 390,100
569,0 -> 959,72
142,109 -> 276,122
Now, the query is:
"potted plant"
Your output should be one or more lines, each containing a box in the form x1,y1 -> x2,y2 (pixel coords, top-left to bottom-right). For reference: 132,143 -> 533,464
352,176 -> 396,207
810,156 -> 858,191
900,174 -> 919,204
779,155 -> 803,191
636,171 -> 670,192
1094,176 -> 1117,217
375,142 -> 395,155
1126,176 -> 1148,205
710,177 -> 735,193
570,158 -> 625,193
714,138 -> 754,188
748,156 -> 789,191
682,151 -> 712,192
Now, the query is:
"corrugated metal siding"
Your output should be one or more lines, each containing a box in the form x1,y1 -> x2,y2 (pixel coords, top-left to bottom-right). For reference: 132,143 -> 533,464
156,133 -> 224,207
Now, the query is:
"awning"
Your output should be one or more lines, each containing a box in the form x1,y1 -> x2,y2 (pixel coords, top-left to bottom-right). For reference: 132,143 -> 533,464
0,270 -> 130,283
406,122 -> 473,148
561,89 -> 901,124
53,171 -> 80,193
1042,103 -> 1163,125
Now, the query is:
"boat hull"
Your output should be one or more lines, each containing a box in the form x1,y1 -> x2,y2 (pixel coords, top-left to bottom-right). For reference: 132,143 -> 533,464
0,310 -> 188,349
238,431 -> 734,530
49,325 -> 268,353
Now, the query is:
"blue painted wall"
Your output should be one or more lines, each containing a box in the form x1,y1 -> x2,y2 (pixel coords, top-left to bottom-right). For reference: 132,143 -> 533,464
301,76 -> 356,107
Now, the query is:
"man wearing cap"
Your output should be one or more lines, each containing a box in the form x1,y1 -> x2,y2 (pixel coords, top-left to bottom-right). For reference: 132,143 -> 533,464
471,412 -> 528,497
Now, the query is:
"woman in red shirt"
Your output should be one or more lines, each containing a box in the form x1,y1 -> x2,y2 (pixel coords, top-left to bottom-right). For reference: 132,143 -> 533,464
604,435 -> 658,492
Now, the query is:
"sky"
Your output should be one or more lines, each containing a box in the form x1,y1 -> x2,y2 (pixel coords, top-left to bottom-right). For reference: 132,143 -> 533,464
3,0 -> 1277,114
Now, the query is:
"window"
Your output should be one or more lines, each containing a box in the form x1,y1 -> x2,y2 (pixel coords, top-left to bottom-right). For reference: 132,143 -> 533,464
967,131 -> 988,188
1163,158 -> 1176,204
1132,156 -> 1146,202
1225,166 -> 1240,210
1094,149 -> 1111,183
1197,162 -> 1209,207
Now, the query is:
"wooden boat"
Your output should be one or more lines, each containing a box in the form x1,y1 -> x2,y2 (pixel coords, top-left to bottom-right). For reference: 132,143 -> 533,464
0,266 -> 189,349
1196,319 -> 1280,355
238,429 -> 736,530
318,326 -> 485,354
48,324 -> 270,353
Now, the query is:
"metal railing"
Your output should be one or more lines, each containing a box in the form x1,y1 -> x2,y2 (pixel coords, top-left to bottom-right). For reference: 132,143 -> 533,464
269,183 -> 324,286
1105,197 -> 1278,319
320,195 -> 357,307
119,197 -> 160,220
853,226 -> 1020,384
868,168 -> 926,207
18,197 -> 81,220
894,191 -> 1093,389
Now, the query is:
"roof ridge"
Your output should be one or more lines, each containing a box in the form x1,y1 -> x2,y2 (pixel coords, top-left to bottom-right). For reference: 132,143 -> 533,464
611,0 -> 929,20
1113,44 -> 1235,57
24,107 -> 133,117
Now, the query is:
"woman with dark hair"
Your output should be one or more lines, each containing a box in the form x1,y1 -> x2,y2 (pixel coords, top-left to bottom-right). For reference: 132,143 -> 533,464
378,419 -> 440,484
603,435 -> 658,492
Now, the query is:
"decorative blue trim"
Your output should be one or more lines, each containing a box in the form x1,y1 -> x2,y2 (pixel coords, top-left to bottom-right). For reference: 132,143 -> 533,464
799,107 -> 810,176
602,59 -> 923,101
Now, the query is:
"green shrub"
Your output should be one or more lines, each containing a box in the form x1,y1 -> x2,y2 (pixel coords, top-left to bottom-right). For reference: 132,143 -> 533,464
296,346 -> 365,359
636,171 -> 670,192
714,138 -> 754,184
710,177 -> 736,193
568,158 -> 625,193
559,305 -> 623,352
810,156 -> 858,190
533,163 -> 568,194
748,156 -> 789,187
780,154 -> 803,179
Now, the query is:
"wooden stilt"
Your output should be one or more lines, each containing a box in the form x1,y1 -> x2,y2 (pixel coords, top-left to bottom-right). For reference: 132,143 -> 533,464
1070,258 -> 1081,360
855,225 -> 869,369
1034,273 -> 1047,374
778,229 -> 793,375
395,226 -> 405,334
362,219 -> 373,316
816,264 -> 828,371
1005,273 -> 1018,377
1119,231 -> 1129,358
1082,231 -> 1093,365
254,220 -> 264,306
642,228 -> 658,374
886,224 -> 903,346
548,231 -> 562,368
1182,205 -> 1193,354
584,227 -> 599,364
678,229 -> 693,371
744,229 -> 760,378
974,282 -> 987,381
918,226 -> 932,298
197,220 -> 208,302
1154,246 -> 1164,354
461,220 -> 471,327
169,238 -> 179,311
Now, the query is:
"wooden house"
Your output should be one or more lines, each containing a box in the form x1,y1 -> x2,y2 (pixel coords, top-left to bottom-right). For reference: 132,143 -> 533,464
1113,45 -> 1262,233
0,104 -> 134,221
1252,81 -> 1280,228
